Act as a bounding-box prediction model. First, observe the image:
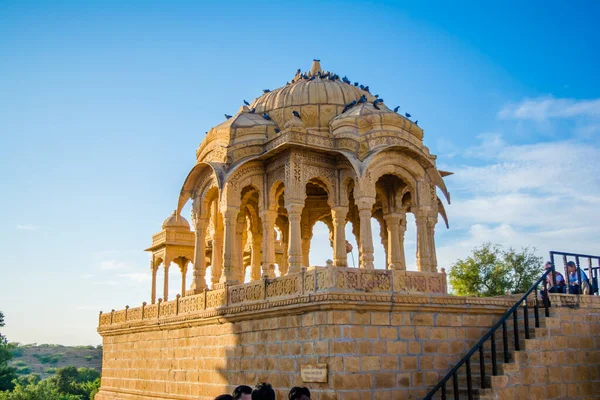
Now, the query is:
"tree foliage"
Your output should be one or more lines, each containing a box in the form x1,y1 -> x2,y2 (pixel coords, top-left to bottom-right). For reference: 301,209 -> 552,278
0,366 -> 100,400
448,243 -> 543,297
0,312 -> 17,392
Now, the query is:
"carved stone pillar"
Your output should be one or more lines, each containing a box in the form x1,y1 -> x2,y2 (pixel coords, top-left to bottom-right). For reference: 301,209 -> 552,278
397,215 -> 407,270
150,258 -> 157,304
261,210 -> 277,278
280,240 -> 289,275
180,261 -> 188,297
211,201 -> 223,286
415,208 -> 433,272
331,206 -> 348,267
220,206 -> 240,284
427,214 -> 438,272
251,233 -> 262,281
356,197 -> 375,269
301,237 -> 311,268
191,217 -> 208,293
235,217 -> 246,282
287,202 -> 304,273
383,213 -> 403,270
163,259 -> 170,301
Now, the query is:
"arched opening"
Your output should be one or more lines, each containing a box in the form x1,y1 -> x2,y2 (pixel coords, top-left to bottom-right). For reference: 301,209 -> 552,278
373,173 -> 412,270
309,221 -> 333,266
302,179 -> 333,268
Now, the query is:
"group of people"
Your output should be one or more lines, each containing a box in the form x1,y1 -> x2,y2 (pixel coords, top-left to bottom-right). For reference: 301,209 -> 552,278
542,260 -> 592,297
215,383 -> 310,400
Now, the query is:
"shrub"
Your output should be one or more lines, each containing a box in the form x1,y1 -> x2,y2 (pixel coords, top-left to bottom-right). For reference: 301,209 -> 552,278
45,367 -> 57,374
15,366 -> 30,375
84,355 -> 93,361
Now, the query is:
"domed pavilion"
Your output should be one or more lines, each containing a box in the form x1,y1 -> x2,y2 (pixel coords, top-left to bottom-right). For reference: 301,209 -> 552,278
145,60 -> 451,303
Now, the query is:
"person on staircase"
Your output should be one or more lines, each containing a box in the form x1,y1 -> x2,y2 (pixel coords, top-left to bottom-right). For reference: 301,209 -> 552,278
566,261 -> 590,294
540,261 -> 566,302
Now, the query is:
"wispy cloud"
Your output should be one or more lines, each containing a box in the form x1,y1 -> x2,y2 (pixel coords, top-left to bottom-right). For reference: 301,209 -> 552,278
436,129 -> 600,270
98,260 -> 130,270
499,96 -> 600,121
16,224 -> 40,231
117,273 -> 149,283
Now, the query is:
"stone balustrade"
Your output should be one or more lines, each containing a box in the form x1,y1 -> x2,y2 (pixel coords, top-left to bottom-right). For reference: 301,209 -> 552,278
99,266 -> 448,328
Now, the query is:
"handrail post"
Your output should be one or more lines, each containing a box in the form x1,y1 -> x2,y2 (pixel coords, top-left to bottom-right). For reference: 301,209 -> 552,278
524,300 -> 530,339
491,332 -> 497,376
576,256 -> 582,294
479,345 -> 486,389
502,321 -> 509,363
513,309 -> 520,351
466,358 -> 473,400
452,372 -> 459,400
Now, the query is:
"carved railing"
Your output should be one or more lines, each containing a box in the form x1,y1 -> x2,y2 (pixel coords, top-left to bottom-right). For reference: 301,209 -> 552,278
98,266 -> 447,327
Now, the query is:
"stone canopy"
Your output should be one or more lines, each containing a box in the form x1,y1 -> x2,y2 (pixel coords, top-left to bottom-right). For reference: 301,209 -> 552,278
143,59 -> 452,303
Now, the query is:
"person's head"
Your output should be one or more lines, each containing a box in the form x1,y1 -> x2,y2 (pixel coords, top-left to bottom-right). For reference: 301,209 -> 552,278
215,395 -> 234,400
252,383 -> 275,400
289,386 -> 311,400
567,261 -> 577,272
233,385 -> 253,400
545,261 -> 553,270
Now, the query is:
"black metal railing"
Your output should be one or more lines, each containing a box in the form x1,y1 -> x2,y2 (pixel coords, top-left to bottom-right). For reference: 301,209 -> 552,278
423,266 -> 555,400
550,251 -> 600,295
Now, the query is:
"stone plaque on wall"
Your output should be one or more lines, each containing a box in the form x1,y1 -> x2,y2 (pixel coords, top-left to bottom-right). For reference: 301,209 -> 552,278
301,363 -> 328,383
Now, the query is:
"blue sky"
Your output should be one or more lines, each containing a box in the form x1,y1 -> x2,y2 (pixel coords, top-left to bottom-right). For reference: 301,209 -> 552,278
1,1 -> 599,345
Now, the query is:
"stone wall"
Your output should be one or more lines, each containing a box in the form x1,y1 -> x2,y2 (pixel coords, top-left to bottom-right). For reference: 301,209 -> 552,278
96,292 -> 512,400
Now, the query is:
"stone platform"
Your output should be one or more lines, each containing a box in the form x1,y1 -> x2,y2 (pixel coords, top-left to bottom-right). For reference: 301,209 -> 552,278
94,267 -> 521,399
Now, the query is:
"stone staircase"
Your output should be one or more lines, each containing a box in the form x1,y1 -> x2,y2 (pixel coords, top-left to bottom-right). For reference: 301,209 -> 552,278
428,294 -> 600,400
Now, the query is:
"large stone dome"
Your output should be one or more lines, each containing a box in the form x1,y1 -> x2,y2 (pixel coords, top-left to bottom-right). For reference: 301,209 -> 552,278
195,59 -> 424,168
250,60 -> 378,130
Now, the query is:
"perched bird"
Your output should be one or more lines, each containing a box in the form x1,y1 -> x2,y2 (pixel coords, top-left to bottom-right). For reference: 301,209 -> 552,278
359,84 -> 365,90
364,86 -> 370,92
347,100 -> 357,108
374,94 -> 379,98
296,68 -> 301,75
313,59 -> 320,62
333,74 -> 339,80
354,82 -> 359,87
249,108 -> 256,113
342,76 -> 350,84
393,106 -> 400,113
263,113 -> 271,120
342,105 -> 349,113
309,76 -> 316,81
224,114 -> 232,119
405,112 -> 411,118
274,128 -> 280,133
243,100 -> 250,106
263,89 -> 271,93
292,110 -> 301,119
415,120 -> 418,125
373,98 -> 384,110
357,94 -> 367,104
328,75 -> 335,81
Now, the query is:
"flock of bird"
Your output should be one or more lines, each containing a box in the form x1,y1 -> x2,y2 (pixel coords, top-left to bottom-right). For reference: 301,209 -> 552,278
222,65 -> 418,126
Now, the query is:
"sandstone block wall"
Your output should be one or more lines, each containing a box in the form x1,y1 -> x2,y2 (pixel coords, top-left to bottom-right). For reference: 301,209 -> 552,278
96,295 -> 510,400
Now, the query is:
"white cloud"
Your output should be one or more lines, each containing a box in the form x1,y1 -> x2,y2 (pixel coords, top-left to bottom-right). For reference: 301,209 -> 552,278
499,96 -> 600,121
118,273 -> 149,283
436,131 -> 600,269
98,260 -> 130,270
16,224 -> 39,230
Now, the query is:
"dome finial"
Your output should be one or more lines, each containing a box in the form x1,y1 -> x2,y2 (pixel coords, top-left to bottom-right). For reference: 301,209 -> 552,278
311,59 -> 322,75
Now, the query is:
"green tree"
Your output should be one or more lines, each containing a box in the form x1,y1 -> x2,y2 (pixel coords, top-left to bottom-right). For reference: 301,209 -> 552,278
448,243 -> 543,297
0,312 -> 18,392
